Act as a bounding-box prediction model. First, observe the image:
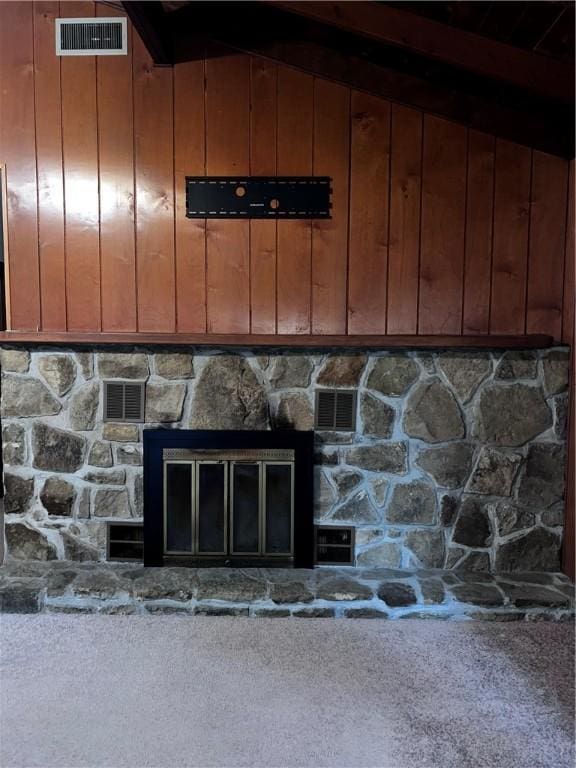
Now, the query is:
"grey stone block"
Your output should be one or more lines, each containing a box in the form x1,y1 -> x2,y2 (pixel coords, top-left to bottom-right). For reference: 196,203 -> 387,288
345,444 -> 408,474
190,356 -> 269,430
69,382 -> 99,431
273,392 -> 314,430
38,355 -> 76,396
4,473 -> 34,513
155,353 -> 194,379
145,383 -> 187,423
377,582 -> 417,607
196,570 -> 267,602
194,605 -> 249,616
32,423 -> 85,473
102,424 -> 139,442
437,351 -> 491,402
0,349 -> 30,373
450,583 -> 504,606
2,376 -> 61,418
403,378 -> 465,443
292,607 -> 336,618
495,528 -> 561,572
269,356 -> 313,389
98,353 -> 149,379
360,393 -> 395,438
466,448 -> 523,496
316,354 -> 366,386
40,477 -> 75,516
542,349 -> 569,395
416,443 -> 475,489
5,523 -> 57,561
366,354 -> 419,396
0,579 -> 45,613
2,423 -> 26,465
452,497 -> 492,548
316,576 -> 373,601
269,581 -> 314,604
387,480 -> 437,525
476,384 -> 552,446
343,607 -> 389,618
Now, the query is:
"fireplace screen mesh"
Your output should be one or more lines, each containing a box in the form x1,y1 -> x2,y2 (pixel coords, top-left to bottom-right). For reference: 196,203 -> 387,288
163,449 -> 294,560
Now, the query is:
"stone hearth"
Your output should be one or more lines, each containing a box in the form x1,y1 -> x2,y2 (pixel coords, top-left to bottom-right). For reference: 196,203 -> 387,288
0,563 -> 573,620
1,346 -> 569,571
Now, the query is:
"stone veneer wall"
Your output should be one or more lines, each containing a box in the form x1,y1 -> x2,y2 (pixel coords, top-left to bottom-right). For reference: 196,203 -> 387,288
0,346 -> 569,571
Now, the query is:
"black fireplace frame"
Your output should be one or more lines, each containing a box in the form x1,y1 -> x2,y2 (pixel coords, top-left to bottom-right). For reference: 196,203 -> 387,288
143,429 -> 315,568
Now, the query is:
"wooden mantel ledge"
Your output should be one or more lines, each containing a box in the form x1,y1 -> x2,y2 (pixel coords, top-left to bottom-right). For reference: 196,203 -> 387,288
0,332 -> 557,349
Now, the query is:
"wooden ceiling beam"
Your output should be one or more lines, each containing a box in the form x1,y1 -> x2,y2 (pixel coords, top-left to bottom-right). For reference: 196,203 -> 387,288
168,1 -> 573,158
123,1 -> 573,156
268,1 -> 574,104
121,1 -> 172,65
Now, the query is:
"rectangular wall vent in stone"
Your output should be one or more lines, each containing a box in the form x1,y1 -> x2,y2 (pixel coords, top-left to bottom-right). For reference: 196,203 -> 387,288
55,18 -> 128,56
107,521 -> 143,562
315,389 -> 356,431
315,526 -> 355,565
103,381 -> 145,423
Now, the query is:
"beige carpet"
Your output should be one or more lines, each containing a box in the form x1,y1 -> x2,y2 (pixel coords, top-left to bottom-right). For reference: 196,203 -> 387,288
0,616 -> 574,768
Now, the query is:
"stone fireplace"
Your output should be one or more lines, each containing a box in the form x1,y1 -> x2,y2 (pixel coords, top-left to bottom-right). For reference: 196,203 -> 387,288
0,346 -> 569,572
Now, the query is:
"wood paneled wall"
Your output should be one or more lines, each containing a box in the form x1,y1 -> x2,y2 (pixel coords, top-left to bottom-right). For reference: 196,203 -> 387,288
0,1 -> 573,341
562,160 -> 575,580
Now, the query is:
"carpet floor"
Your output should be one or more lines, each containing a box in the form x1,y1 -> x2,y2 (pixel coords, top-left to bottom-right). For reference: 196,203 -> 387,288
0,616 -> 574,768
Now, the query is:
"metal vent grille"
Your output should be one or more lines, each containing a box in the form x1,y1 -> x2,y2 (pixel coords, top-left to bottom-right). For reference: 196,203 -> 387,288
56,18 -> 127,56
315,390 -> 356,431
104,381 -> 145,423
315,526 -> 355,565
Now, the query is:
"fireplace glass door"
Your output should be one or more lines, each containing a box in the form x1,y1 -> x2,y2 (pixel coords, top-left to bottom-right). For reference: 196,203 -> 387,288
163,449 -> 294,563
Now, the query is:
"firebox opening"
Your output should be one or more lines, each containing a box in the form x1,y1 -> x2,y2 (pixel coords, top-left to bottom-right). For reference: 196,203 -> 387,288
143,430 -> 314,568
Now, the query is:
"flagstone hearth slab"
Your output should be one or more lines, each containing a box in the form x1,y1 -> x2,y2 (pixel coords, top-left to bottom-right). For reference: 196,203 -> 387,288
0,563 -> 573,621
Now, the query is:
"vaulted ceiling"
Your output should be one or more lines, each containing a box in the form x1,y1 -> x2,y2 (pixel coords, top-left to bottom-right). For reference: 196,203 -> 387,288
122,0 -> 575,157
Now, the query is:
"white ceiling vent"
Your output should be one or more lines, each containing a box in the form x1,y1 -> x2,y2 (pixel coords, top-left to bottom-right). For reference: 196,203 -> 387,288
55,17 -> 128,56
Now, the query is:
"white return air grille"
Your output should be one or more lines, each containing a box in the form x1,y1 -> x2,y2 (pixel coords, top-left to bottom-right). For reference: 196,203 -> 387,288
56,17 -> 128,56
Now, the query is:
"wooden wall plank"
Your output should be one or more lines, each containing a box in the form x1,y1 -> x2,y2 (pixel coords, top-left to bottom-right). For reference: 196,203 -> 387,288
311,79 -> 350,334
57,2 -> 100,331
174,57 -> 207,333
249,57 -> 277,334
562,161 -> 575,346
33,1 -> 66,331
561,159 -> 574,579
205,50 -> 250,334
97,3 -> 137,332
276,66 -> 314,334
60,1 -> 100,332
526,151 -> 569,340
0,1 -> 40,330
418,115 -> 467,334
462,131 -> 495,335
133,31 -> 175,332
348,92 -> 390,334
387,105 -> 422,335
490,139 -> 532,335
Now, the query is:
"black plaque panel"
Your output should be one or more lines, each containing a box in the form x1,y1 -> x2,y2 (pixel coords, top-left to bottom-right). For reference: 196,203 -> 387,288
186,176 -> 331,219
